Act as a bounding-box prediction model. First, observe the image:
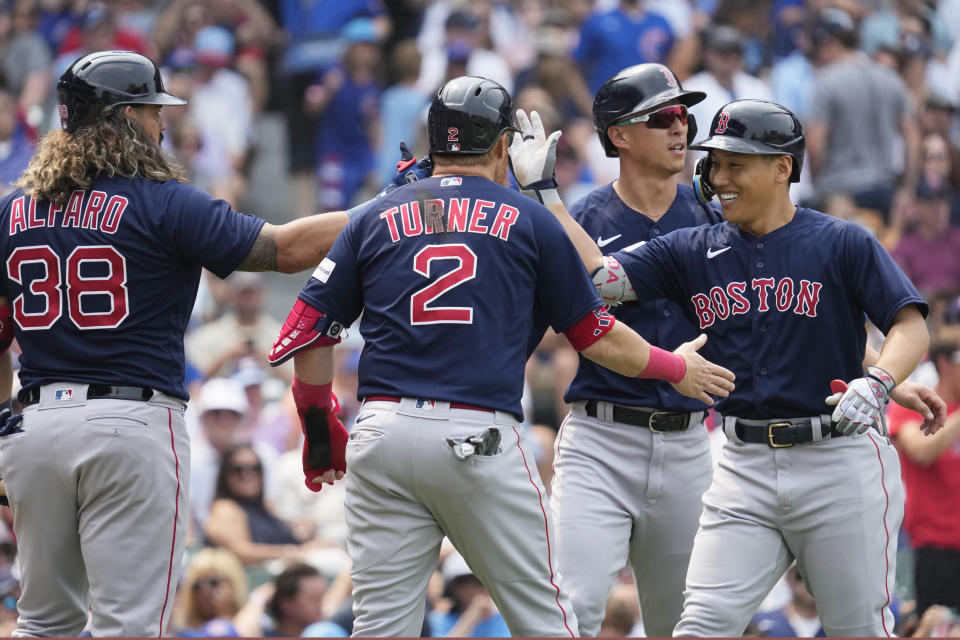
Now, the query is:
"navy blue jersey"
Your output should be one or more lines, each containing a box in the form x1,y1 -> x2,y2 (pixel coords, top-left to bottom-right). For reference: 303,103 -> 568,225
299,175 -> 603,418
0,178 -> 264,399
565,183 -> 722,410
612,207 -> 927,419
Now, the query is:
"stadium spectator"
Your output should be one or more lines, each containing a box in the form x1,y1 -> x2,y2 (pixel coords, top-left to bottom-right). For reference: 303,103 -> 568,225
428,552 -> 509,637
574,0 -> 676,95
891,181 -> 960,298
889,337 -> 960,620
751,564 -> 824,637
375,39 -> 429,184
0,0 -> 52,132
204,444 -> 317,566
0,87 -> 34,196
186,272 -> 288,381
56,3 -> 152,60
310,18 -> 382,210
172,548 -> 247,637
254,563 -> 348,637
806,7 -> 920,223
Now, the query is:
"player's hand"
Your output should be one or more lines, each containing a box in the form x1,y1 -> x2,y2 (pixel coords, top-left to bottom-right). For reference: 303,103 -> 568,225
508,109 -> 561,202
378,141 -> 433,196
297,393 -> 348,492
826,371 -> 892,436
888,380 -> 947,435
669,334 -> 735,406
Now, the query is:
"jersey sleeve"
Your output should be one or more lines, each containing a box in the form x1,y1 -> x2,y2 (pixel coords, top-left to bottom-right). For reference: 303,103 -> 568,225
296,218 -> 364,326
611,234 -> 688,306
840,223 -> 928,333
159,182 -> 265,278
532,210 -> 604,333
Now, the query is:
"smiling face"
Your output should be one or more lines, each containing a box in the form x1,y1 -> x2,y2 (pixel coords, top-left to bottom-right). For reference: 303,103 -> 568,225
708,149 -> 792,228
607,100 -> 689,176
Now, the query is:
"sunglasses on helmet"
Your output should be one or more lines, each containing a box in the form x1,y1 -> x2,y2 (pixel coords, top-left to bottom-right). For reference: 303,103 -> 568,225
616,104 -> 688,129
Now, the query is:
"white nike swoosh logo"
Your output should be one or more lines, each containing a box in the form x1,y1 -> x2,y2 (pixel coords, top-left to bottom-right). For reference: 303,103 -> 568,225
707,246 -> 731,259
597,234 -> 622,247
621,240 -> 647,252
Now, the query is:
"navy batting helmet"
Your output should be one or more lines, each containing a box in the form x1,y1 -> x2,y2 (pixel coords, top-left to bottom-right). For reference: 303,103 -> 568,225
593,63 -> 706,157
690,99 -> 805,182
57,50 -> 187,133
428,76 -> 516,155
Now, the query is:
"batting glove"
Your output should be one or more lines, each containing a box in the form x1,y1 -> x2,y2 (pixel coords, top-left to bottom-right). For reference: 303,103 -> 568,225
827,366 -> 895,437
0,399 -> 21,439
292,379 -> 348,492
345,141 -> 434,219
508,109 -> 562,205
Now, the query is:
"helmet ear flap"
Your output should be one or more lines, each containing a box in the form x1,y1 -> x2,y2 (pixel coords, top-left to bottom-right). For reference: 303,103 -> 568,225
693,154 -> 715,205
686,113 -> 697,147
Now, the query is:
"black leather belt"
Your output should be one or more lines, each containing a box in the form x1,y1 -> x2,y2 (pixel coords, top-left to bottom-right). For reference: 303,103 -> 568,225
735,419 -> 841,448
585,399 -> 698,432
19,384 -> 154,407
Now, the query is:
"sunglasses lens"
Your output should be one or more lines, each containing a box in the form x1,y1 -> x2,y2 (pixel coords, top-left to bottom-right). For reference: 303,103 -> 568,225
646,105 -> 688,128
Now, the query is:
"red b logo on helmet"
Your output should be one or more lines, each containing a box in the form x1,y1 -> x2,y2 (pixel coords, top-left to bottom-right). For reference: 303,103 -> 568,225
715,113 -> 730,134
659,67 -> 678,88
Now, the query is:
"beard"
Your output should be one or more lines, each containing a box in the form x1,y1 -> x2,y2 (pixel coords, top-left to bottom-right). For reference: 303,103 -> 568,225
494,159 -> 509,186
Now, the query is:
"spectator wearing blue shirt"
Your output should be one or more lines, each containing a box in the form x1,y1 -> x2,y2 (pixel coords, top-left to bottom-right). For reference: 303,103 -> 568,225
752,565 -> 825,638
574,1 -> 675,95
0,88 -> 34,197
428,553 -> 510,638
309,18 -> 382,210
375,39 -> 429,183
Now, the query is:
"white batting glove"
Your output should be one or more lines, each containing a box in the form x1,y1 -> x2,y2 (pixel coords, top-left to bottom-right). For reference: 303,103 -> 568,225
508,109 -> 562,205
827,367 -> 895,437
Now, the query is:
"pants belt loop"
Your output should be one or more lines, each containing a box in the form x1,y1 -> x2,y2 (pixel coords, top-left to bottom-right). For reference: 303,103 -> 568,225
601,401 -> 615,423
723,415 -> 742,443
809,415 -> 824,442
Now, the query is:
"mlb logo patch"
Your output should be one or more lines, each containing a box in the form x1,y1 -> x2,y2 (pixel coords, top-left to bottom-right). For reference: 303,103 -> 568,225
55,389 -> 73,401
440,177 -> 462,187
447,143 -> 460,152
415,399 -> 436,410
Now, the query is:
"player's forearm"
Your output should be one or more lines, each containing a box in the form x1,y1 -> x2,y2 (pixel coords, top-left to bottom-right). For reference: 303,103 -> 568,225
874,305 -> 929,385
580,321 -> 651,377
0,351 -> 11,404
273,211 -> 350,273
293,346 -> 336,385
546,203 -> 604,273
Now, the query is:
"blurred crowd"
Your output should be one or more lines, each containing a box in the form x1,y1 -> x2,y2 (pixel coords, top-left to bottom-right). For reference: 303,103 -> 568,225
0,0 -> 958,636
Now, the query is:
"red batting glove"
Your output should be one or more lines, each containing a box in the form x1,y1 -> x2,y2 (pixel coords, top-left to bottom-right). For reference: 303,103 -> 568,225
292,378 -> 348,492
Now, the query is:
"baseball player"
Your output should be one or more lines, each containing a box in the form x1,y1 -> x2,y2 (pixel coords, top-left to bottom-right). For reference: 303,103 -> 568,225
267,75 -> 735,637
519,99 -> 930,636
0,50 -> 355,637
528,63 -> 725,637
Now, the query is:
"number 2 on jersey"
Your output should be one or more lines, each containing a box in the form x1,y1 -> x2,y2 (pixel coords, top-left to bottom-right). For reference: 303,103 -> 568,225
7,245 -> 129,330
410,244 -> 477,325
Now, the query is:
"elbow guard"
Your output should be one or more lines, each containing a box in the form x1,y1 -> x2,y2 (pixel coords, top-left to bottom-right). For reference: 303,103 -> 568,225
0,305 -> 11,356
591,256 -> 637,306
564,306 -> 616,351
268,298 -> 345,366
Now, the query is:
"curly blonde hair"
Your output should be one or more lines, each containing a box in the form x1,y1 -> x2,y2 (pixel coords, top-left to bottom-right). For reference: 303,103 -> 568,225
15,109 -> 187,206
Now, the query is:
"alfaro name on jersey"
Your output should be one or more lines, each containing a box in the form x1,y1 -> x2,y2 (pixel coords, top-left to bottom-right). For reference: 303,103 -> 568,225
8,191 -> 129,235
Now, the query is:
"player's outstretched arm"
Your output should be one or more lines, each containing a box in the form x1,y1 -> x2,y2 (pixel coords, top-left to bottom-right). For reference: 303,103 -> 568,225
509,109 -> 604,274
580,322 -> 734,405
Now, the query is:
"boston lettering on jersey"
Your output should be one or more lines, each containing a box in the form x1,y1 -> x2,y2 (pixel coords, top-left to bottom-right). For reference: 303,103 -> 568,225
8,192 -> 129,236
691,277 -> 823,329
378,198 -> 521,243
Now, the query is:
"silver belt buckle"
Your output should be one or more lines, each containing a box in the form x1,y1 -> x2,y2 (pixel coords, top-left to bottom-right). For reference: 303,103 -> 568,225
648,410 -> 673,433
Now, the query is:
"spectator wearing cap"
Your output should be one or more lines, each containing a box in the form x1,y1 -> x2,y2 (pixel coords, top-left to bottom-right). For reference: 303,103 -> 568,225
890,180 -> 960,299
806,7 -> 920,224
188,378 -> 281,532
308,17 -> 382,210
186,272 -> 289,382
183,25 -> 253,206
683,24 -> 772,174
428,552 -> 509,637
573,1 -> 676,95
888,337 -> 960,620
56,2 -> 152,59
172,547 -> 247,636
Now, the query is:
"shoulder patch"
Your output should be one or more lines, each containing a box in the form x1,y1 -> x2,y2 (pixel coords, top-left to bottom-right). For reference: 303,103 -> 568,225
312,257 -> 336,283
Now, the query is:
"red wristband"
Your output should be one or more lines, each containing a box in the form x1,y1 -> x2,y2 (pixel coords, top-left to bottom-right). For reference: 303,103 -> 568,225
291,378 -> 334,413
637,346 -> 686,384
